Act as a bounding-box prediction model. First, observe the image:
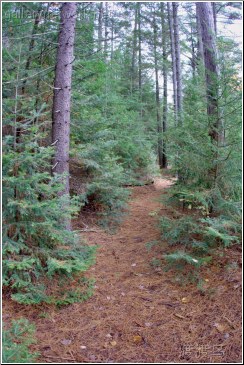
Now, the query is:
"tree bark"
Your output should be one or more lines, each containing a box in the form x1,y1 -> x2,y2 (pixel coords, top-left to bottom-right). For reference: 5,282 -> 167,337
197,2 -> 222,189
196,3 -> 204,63
104,2 -> 109,58
190,22 -> 196,77
111,17 -> 114,61
21,7 -> 42,94
131,4 -> 138,93
172,2 -> 182,123
167,3 -> 177,123
153,12 -> 163,169
212,2 -> 217,35
138,3 -> 142,95
161,2 -> 168,168
197,2 -> 219,141
98,2 -> 103,52
52,2 -> 77,230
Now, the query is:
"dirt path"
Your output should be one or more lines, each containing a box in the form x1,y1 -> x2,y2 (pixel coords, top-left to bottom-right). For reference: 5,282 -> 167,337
3,178 -> 242,363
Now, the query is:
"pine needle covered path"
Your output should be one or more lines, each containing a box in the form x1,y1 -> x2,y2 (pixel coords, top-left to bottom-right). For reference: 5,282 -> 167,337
4,178 -> 242,363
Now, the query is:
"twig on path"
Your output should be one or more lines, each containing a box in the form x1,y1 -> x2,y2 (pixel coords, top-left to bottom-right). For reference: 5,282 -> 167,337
43,355 -> 76,362
75,228 -> 101,232
158,301 -> 180,307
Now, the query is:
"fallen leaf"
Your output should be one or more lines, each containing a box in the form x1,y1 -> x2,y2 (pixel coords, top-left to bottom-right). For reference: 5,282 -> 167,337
105,333 -> 112,338
133,335 -> 142,344
145,322 -> 152,327
61,339 -> 72,345
110,341 -> 117,346
181,297 -> 189,303
149,211 -> 157,216
214,323 -> 226,333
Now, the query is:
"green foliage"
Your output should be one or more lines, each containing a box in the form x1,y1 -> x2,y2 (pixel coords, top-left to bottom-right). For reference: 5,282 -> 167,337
160,216 -> 199,245
161,33 -> 242,280
158,212 -> 240,281
55,277 -> 95,307
201,217 -> 240,247
71,50 -> 158,222
164,251 -> 212,268
2,100 -> 96,304
2,319 -> 39,363
145,240 -> 159,251
168,187 -> 212,215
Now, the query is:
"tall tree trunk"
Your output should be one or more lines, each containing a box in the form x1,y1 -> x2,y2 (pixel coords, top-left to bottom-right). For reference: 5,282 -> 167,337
153,12 -> 163,169
190,23 -> 196,77
52,2 -> 77,230
21,7 -> 42,94
138,3 -> 142,95
98,2 -> 103,52
167,2 -> 177,124
161,2 -> 168,168
197,2 -> 221,190
131,4 -> 138,93
172,2 -> 182,124
104,2 -> 109,58
212,2 -> 217,35
196,4 -> 204,63
111,17 -> 114,61
197,2 -> 219,142
14,9 -> 42,229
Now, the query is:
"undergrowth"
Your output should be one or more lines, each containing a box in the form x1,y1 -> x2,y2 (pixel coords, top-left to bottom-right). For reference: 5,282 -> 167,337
148,185 -> 241,285
2,318 -> 39,363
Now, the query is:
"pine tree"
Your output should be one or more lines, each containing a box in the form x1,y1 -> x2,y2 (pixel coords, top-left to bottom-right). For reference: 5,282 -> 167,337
52,2 -> 77,230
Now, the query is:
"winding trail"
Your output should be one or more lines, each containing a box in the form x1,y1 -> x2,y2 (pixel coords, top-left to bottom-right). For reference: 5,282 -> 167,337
4,178 -> 242,363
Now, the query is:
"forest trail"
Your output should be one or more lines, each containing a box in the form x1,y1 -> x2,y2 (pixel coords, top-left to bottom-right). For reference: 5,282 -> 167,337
4,178 -> 242,363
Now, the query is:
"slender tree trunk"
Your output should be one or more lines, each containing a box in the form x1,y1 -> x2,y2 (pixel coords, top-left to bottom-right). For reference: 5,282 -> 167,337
190,23 -> 196,77
34,4 -> 50,125
172,2 -> 182,123
167,2 -> 177,123
52,2 -> 77,230
153,12 -> 163,169
104,2 -> 109,58
21,7 -> 42,94
16,7 -> 42,144
161,2 -> 168,168
98,2 -> 103,52
196,4 -> 204,63
138,3 -> 142,95
212,2 -> 217,35
111,17 -> 114,61
131,5 -> 138,93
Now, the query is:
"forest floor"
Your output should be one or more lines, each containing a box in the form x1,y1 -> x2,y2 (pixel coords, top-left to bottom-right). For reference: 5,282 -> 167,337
3,177 -> 242,363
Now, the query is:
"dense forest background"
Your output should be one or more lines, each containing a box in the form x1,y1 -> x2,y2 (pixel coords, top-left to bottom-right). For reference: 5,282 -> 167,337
1,1 -> 242,363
